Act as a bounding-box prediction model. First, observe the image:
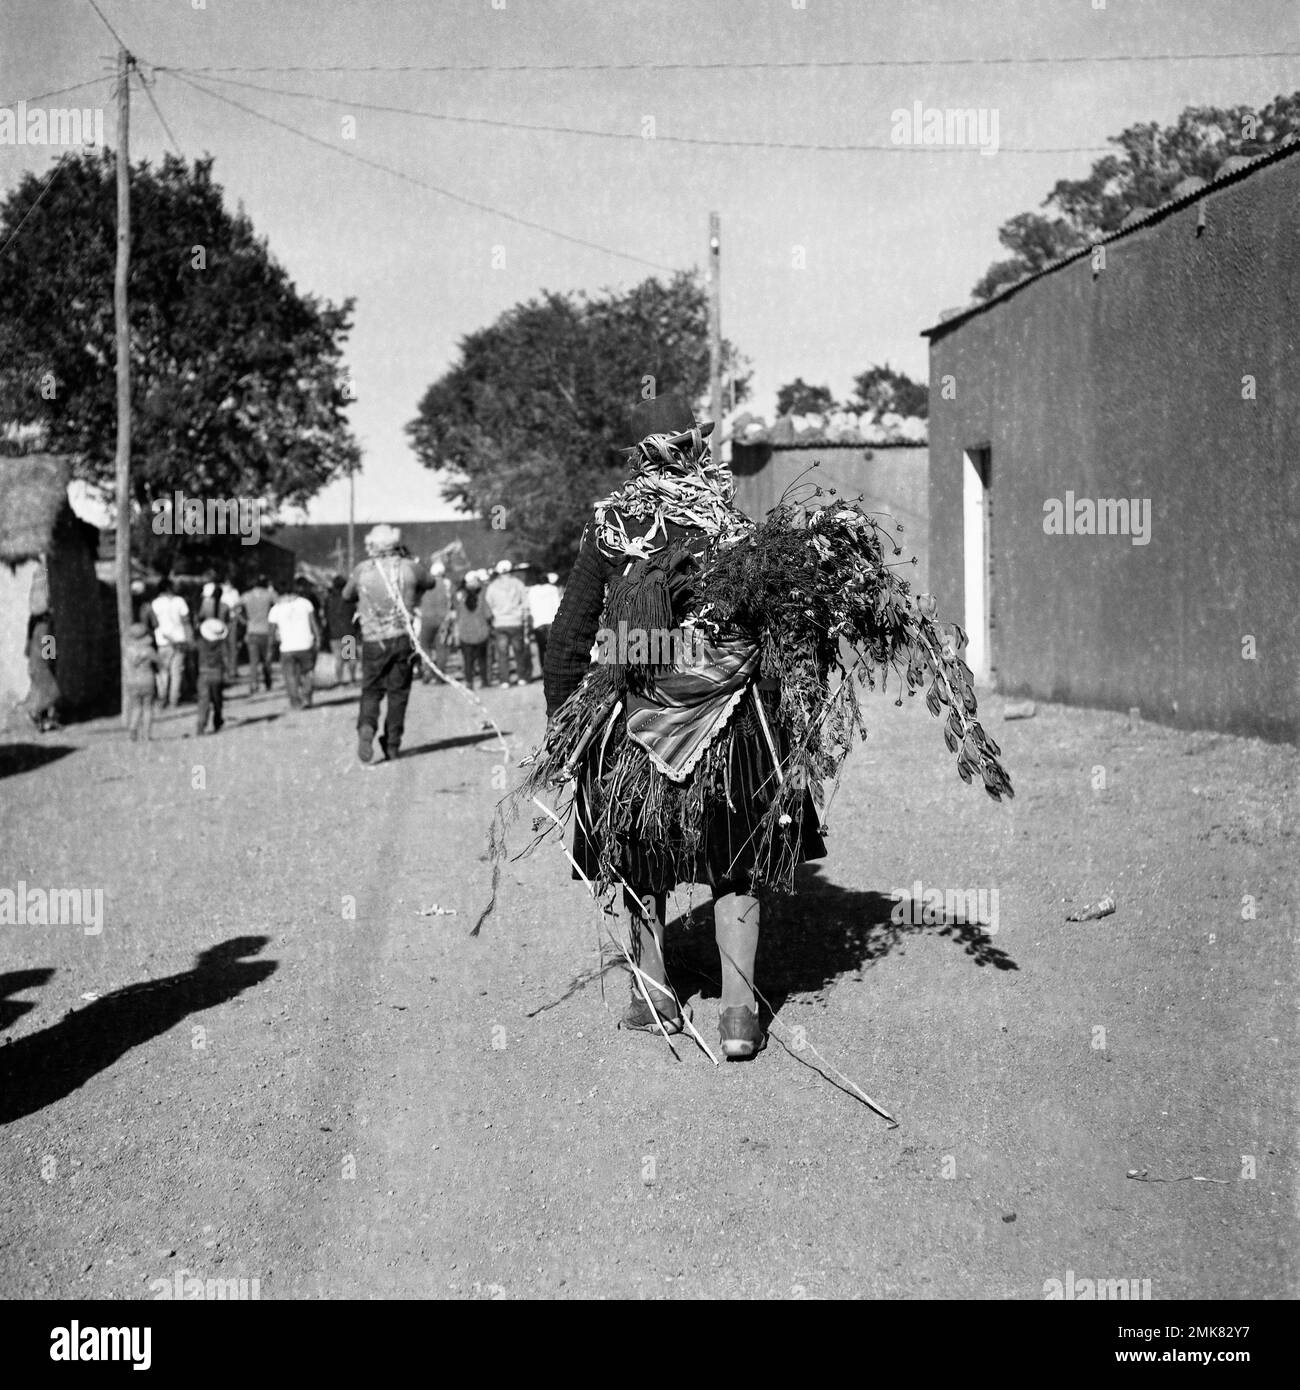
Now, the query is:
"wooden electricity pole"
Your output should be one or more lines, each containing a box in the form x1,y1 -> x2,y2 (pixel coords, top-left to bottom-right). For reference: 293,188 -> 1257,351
113,45 -> 134,693
708,212 -> 722,429
347,463 -> 356,572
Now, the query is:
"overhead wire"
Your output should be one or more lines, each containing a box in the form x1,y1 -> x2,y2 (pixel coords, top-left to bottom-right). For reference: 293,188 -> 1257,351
0,75 -> 114,110
160,68 -> 1118,154
166,69 -> 678,273
134,68 -> 184,157
0,158 -> 68,258
84,0 -> 129,51
0,76 -> 116,259
156,49 -> 1300,75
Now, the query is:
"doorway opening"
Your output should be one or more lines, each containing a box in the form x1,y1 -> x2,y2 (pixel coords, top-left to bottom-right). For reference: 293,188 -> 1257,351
962,448 -> 992,683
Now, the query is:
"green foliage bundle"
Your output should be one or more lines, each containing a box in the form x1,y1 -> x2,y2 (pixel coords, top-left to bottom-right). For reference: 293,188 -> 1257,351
695,472 -> 1014,807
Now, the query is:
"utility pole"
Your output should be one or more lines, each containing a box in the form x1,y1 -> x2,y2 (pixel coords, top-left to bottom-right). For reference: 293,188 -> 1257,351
346,463 -> 355,572
113,46 -> 134,708
707,212 -> 722,430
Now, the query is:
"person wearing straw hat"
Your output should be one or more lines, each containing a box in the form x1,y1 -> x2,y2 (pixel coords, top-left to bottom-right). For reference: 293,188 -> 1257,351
494,392 -> 826,1060
342,524 -> 434,762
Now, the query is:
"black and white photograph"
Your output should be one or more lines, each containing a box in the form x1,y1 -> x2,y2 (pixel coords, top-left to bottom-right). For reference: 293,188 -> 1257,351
0,0 -> 1296,1341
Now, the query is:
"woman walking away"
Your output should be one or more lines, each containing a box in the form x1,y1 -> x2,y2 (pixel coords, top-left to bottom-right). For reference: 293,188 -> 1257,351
483,391 -> 1012,1061
534,394 -> 825,1056
454,571 -> 491,690
268,578 -> 321,712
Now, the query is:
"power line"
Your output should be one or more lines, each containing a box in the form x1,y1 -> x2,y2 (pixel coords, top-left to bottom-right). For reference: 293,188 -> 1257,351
0,75 -> 114,111
166,71 -> 678,274
84,0 -> 128,51
135,68 -> 183,157
0,79 -> 117,259
0,159 -> 66,258
165,69 -> 1114,154
156,49 -> 1300,75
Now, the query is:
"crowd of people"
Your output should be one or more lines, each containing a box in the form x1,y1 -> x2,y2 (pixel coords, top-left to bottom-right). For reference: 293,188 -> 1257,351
111,542 -> 561,751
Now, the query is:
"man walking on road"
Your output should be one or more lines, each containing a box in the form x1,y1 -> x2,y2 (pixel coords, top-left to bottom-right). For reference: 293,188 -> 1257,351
240,574 -> 277,695
268,578 -> 321,710
343,525 -> 434,763
485,559 -> 531,685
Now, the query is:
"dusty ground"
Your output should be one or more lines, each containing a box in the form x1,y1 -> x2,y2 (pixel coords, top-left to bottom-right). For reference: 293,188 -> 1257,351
0,670 -> 1295,1300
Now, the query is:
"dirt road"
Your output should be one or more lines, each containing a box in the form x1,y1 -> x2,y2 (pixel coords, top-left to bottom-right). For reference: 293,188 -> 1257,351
0,675 -> 1295,1299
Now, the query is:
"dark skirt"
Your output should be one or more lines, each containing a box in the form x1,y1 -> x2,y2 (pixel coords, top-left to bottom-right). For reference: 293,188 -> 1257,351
569,688 -> 827,896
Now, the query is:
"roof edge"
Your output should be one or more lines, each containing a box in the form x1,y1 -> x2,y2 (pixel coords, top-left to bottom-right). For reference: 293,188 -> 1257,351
921,138 -> 1300,341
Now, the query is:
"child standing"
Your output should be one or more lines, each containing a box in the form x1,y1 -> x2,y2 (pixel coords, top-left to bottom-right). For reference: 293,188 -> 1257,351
196,617 -> 229,735
124,621 -> 162,742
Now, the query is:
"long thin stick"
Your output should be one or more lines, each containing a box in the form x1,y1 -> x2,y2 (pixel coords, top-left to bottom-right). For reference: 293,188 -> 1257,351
531,795 -> 719,1065
715,943 -> 898,1126
750,683 -> 785,784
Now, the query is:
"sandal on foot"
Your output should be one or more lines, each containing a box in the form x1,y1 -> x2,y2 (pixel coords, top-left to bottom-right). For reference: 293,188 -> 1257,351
719,1006 -> 766,1060
619,984 -> 687,1035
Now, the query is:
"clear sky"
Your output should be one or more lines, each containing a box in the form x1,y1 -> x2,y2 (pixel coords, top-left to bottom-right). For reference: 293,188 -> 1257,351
3,0 -> 1296,523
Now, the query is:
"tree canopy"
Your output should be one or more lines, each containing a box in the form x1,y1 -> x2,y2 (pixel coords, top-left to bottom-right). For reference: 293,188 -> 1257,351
971,91 -> 1300,300
774,378 -> 837,417
0,150 -> 360,559
772,364 -> 928,420
406,270 -> 749,573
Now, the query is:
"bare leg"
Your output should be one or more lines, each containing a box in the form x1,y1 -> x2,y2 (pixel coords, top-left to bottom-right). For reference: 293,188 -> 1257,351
715,889 -> 760,1013
626,887 -> 668,991
620,887 -> 678,1025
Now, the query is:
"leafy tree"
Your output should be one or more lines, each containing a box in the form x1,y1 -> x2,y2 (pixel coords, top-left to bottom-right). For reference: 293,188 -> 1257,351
774,378 -> 837,416
406,270 -> 750,573
972,90 -> 1300,300
0,150 -> 360,563
848,363 -> 928,420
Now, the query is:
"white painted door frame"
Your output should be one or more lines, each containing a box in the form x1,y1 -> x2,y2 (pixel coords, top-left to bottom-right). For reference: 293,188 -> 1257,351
962,449 -> 991,683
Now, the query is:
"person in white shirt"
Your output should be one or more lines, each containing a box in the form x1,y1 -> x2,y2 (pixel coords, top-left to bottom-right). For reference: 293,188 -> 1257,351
527,571 -> 562,673
484,559 -> 531,685
220,575 -> 242,677
150,576 -> 194,708
268,577 -> 321,709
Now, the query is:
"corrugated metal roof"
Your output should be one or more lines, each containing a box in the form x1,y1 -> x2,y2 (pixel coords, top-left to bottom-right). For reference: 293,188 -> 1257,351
922,138 -> 1300,341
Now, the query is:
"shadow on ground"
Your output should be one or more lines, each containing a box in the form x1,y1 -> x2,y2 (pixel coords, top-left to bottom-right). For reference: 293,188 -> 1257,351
0,969 -> 56,1032
0,743 -> 77,779
663,864 -> 1018,1015
0,937 -> 277,1125
527,865 -> 1019,1023
397,730 -> 510,760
